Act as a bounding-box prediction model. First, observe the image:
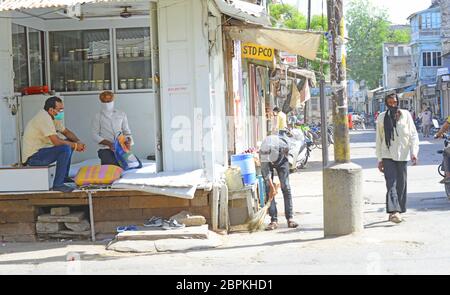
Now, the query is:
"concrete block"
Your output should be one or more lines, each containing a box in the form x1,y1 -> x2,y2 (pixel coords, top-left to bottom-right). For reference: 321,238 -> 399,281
51,207 -> 70,216
38,212 -> 85,223
323,162 -> 363,236
170,210 -> 206,227
36,222 -> 65,233
64,220 -> 91,232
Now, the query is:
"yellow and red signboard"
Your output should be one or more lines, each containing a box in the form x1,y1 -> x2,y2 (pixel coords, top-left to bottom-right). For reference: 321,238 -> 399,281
242,43 -> 274,62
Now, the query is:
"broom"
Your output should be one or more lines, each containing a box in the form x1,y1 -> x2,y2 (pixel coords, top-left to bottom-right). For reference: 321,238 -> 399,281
247,180 -> 280,232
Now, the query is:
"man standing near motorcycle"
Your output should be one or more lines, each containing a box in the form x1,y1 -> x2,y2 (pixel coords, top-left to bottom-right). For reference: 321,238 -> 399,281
259,133 -> 299,230
376,93 -> 419,223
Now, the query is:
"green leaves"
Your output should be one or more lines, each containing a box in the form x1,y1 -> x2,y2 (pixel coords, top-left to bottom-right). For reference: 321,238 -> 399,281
269,3 -> 329,75
346,0 -> 411,88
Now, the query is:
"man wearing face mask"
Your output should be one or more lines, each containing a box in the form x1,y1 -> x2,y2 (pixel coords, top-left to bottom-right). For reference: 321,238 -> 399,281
376,93 -> 419,223
92,91 -> 133,166
22,96 -> 87,193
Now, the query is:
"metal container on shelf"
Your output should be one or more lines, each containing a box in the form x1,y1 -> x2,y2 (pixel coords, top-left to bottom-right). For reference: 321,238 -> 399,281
93,48 -> 100,60
101,48 -> 109,59
135,78 -> 144,89
127,78 -> 135,89
132,47 -> 140,57
75,49 -> 83,61
96,80 -> 104,91
104,80 -> 111,90
125,47 -> 132,58
82,49 -> 89,60
75,81 -> 82,92
90,80 -> 96,90
55,77 -> 65,92
51,46 -> 60,62
67,80 -> 76,92
81,80 -> 90,91
117,47 -> 124,58
68,50 -> 75,61
120,79 -> 127,90
144,45 -> 151,57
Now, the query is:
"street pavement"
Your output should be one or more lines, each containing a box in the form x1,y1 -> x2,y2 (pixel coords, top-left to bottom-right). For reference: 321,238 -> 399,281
1,128 -> 450,274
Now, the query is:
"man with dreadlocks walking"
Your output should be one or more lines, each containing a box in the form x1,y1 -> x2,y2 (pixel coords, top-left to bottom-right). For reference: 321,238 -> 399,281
376,93 -> 419,223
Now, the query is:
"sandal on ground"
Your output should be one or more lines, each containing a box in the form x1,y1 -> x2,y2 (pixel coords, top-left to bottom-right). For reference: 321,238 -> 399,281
116,225 -> 138,233
162,219 -> 185,230
287,220 -> 299,228
389,213 -> 403,223
144,216 -> 163,227
265,222 -> 278,231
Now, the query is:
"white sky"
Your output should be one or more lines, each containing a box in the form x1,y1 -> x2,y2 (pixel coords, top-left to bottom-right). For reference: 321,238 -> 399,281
282,0 -> 432,25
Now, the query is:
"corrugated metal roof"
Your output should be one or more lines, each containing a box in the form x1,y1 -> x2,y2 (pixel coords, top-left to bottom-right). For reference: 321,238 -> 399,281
213,0 -> 271,26
0,0 -> 134,11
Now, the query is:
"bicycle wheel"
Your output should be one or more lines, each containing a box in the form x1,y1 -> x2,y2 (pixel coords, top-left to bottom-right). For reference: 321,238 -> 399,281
438,164 -> 445,177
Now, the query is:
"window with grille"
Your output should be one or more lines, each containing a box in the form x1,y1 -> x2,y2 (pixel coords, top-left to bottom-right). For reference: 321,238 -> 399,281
422,51 -> 442,67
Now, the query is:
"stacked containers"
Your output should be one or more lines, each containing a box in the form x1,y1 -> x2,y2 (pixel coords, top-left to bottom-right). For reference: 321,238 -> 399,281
231,154 -> 256,186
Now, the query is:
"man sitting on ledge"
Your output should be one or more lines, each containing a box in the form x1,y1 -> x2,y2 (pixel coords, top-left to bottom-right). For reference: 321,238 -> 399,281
22,96 -> 86,192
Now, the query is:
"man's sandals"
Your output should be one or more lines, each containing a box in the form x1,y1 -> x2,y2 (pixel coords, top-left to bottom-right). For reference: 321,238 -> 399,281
389,212 -> 403,223
266,220 -> 299,231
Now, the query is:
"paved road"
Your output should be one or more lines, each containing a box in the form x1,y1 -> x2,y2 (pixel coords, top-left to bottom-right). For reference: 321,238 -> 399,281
1,129 -> 450,274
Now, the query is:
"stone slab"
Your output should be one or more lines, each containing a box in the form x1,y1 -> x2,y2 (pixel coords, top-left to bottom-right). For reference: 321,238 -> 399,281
51,207 -> 70,216
106,240 -> 157,253
64,220 -> 91,232
36,222 -> 64,233
37,212 -> 85,223
116,224 -> 209,241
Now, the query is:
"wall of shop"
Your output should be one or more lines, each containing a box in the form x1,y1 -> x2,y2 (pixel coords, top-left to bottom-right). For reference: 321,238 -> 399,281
0,19 -> 14,165
158,0 -> 227,179
0,10 -> 159,165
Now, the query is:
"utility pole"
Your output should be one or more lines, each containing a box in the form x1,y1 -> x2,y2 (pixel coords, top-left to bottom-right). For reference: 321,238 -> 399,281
303,0 -> 312,124
323,0 -> 363,237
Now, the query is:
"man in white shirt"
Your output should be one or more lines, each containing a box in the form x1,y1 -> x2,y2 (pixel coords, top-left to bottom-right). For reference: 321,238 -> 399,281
91,91 -> 133,166
376,93 -> 419,223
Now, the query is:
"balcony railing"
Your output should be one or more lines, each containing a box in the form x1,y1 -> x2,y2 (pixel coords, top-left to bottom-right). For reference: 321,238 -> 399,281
419,29 -> 441,38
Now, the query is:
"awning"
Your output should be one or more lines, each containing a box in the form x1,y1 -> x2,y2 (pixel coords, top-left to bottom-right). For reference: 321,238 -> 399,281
398,92 -> 415,99
0,0 -> 130,11
213,0 -> 271,26
288,68 -> 316,86
225,25 -> 322,61
368,86 -> 384,93
403,84 -> 416,92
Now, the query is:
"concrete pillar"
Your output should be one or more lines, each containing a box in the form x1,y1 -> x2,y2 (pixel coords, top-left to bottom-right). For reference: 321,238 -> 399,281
323,162 -> 363,236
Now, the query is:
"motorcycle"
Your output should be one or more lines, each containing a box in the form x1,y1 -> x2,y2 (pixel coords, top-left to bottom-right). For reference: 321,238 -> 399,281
286,128 -> 313,172
436,133 -> 450,199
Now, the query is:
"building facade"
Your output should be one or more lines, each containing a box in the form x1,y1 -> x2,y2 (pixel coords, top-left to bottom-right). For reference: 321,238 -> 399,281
409,5 -> 442,115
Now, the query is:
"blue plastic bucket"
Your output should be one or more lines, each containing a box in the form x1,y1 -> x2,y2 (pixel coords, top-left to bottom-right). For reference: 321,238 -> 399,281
231,154 -> 256,185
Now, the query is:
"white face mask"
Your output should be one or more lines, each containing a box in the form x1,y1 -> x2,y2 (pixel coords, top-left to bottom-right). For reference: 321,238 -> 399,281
101,101 -> 114,112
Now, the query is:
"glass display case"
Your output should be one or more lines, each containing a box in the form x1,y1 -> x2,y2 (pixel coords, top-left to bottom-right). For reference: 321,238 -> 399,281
49,29 -> 112,93
115,27 -> 153,91
12,24 -> 29,92
28,28 -> 45,87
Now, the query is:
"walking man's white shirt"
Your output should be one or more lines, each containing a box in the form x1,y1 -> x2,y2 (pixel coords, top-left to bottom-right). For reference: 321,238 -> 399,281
376,109 -> 419,162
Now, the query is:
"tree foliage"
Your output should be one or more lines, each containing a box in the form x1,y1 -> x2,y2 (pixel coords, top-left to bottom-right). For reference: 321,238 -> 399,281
269,3 -> 329,76
346,0 -> 411,89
